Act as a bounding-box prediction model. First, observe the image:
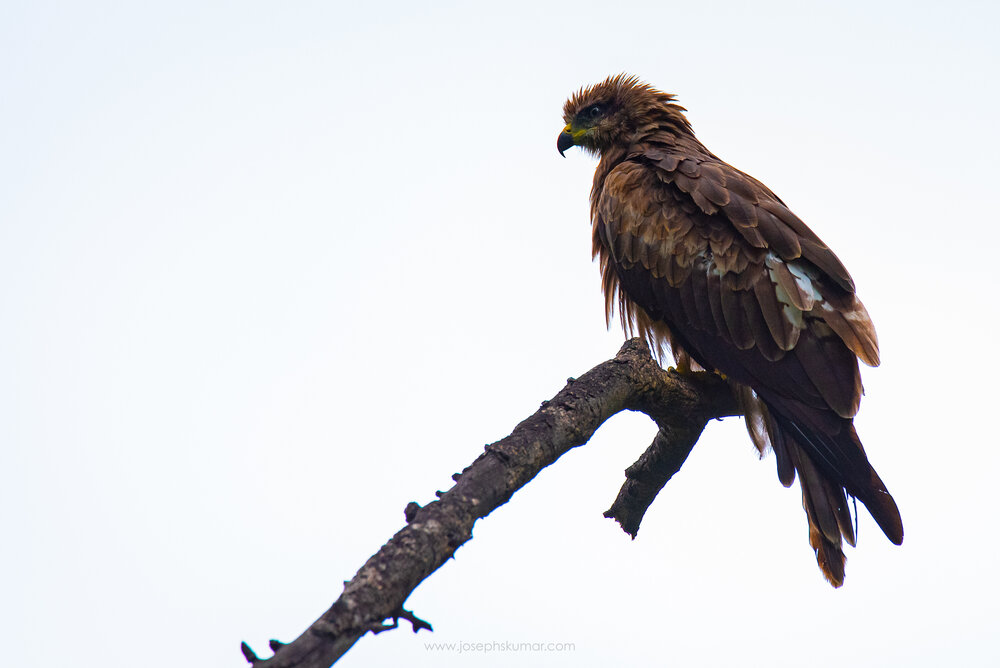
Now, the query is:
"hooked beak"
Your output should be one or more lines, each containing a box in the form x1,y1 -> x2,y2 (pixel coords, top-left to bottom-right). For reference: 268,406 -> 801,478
557,125 -> 575,157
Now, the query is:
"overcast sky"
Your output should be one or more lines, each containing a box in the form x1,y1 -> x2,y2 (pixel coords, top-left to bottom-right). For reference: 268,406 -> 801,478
3,1 -> 999,666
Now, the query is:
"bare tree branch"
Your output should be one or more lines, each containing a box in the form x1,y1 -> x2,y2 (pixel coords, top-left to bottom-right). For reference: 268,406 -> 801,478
604,406 -> 726,537
241,338 -> 739,667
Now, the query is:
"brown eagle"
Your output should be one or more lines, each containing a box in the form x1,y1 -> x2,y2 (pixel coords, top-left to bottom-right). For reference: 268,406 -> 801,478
558,75 -> 902,586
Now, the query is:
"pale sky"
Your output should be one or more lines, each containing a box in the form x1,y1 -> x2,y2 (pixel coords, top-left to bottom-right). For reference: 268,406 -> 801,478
3,1 -> 999,666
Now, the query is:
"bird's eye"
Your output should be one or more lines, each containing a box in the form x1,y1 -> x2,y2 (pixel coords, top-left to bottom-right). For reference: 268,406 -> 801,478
586,104 -> 603,118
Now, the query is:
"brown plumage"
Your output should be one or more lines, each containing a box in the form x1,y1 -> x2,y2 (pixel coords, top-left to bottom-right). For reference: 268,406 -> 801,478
558,74 -> 902,587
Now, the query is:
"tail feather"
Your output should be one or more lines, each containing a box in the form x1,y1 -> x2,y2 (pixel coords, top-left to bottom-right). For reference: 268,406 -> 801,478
766,410 -> 796,487
809,516 -> 847,588
769,402 -> 903,547
737,388 -> 902,585
793,443 -> 842,545
832,484 -> 856,548
847,425 -> 904,546
857,474 -> 904,546
789,439 -> 850,586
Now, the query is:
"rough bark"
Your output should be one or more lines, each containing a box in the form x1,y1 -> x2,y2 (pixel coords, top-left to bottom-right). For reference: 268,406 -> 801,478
241,338 -> 739,667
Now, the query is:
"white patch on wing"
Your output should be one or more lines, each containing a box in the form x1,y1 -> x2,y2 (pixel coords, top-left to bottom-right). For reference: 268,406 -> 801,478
765,253 -> 812,329
787,261 -> 823,303
772,280 -> 791,305
782,303 -> 805,329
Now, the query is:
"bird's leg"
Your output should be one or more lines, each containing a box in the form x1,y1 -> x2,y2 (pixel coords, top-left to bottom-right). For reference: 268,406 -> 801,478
668,352 -> 727,380
669,351 -> 693,375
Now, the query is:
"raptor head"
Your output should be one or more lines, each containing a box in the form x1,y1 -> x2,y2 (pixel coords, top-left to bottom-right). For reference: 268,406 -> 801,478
558,74 -> 691,156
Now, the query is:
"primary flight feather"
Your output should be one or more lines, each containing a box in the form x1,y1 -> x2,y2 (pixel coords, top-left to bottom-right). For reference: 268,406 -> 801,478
558,75 -> 902,586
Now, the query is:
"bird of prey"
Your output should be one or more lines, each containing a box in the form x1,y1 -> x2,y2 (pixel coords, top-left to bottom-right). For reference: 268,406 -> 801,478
557,75 -> 902,586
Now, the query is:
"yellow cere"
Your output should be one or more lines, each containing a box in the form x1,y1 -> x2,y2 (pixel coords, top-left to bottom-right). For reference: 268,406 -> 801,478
564,123 -> 588,141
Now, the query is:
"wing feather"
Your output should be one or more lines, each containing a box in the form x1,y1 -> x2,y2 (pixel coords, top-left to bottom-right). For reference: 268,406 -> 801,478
794,328 -> 862,418
705,267 -> 728,336
720,285 -> 755,350
768,256 -> 815,311
753,275 -> 800,351
742,286 -> 786,362
759,200 -> 855,292
689,264 -> 715,333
